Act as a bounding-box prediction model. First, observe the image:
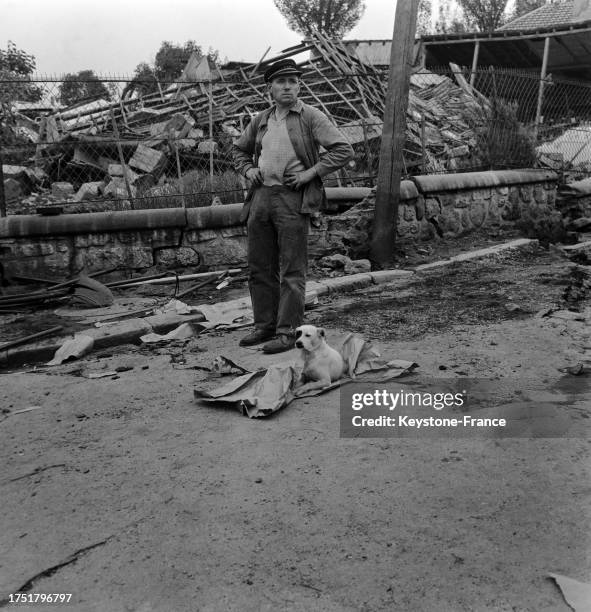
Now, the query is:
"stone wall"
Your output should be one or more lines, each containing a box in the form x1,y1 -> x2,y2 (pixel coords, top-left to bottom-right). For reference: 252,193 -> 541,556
0,172 -> 559,277
311,169 -> 560,259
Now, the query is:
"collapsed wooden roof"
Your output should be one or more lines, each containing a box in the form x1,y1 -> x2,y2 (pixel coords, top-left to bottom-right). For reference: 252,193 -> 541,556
31,33 -> 489,177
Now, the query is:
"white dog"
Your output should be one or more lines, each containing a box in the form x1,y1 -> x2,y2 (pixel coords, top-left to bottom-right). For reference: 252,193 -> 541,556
293,325 -> 344,396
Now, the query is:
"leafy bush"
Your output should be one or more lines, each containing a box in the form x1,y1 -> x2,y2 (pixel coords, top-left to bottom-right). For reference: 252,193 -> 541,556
468,98 -> 537,170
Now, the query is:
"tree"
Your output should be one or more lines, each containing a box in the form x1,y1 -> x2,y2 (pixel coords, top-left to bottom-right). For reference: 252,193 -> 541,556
456,0 -> 510,31
58,70 -> 111,106
122,62 -> 159,99
273,0 -> 366,37
416,0 -> 467,35
434,1 -> 468,33
510,0 -> 547,21
154,40 -> 204,81
0,41 -> 43,104
130,41 -> 222,87
416,0 -> 433,35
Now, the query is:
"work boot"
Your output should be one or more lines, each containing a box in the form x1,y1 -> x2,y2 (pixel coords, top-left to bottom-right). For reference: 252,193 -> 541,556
239,328 -> 275,347
262,334 -> 296,354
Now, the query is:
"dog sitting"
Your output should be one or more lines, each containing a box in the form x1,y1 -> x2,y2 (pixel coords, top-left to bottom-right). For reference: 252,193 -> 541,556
293,325 -> 344,396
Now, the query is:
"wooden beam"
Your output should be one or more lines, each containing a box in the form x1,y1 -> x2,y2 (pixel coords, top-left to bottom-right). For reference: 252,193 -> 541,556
370,0 -> 419,268
422,24 -> 591,45
249,46 -> 271,78
110,109 -> 135,205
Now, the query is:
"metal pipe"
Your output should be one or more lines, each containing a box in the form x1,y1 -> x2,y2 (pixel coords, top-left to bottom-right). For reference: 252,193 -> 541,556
534,36 -> 551,139
470,40 -> 480,88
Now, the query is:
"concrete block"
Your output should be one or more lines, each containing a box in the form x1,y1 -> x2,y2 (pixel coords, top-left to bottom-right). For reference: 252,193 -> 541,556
451,238 -> 539,262
370,270 -> 414,284
84,318 -> 153,348
321,273 -> 373,293
414,260 -> 454,271
144,312 -> 205,334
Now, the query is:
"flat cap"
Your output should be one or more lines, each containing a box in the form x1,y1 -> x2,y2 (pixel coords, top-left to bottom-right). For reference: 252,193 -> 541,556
264,59 -> 303,82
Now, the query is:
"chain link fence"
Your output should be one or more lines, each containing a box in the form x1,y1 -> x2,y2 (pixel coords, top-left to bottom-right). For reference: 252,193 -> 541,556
1,64 -> 590,216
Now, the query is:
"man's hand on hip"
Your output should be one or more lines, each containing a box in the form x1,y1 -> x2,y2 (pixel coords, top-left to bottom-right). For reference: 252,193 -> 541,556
246,167 -> 263,186
284,168 -> 316,190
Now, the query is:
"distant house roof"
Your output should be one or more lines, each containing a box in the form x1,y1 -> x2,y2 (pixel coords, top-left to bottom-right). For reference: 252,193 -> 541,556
341,40 -> 392,66
498,0 -> 588,31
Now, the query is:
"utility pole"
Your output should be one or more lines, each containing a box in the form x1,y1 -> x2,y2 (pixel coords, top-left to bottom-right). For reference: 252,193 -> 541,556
370,0 -> 419,268
0,152 -> 6,217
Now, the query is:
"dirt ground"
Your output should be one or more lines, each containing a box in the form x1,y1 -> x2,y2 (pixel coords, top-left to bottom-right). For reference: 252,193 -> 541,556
1,238 -> 590,612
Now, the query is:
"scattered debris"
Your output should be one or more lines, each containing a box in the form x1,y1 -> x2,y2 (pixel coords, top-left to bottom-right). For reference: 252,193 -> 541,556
194,334 -> 417,417
195,297 -> 254,330
70,276 -> 114,308
4,34 -> 503,213
154,299 -> 199,316
0,326 -> 63,352
8,464 -> 66,483
560,363 -> 587,376
0,538 -> 113,603
210,355 -> 251,376
83,371 -> 119,379
140,322 -> 197,344
47,334 -> 95,365
547,572 -> 591,612
3,405 -> 44,417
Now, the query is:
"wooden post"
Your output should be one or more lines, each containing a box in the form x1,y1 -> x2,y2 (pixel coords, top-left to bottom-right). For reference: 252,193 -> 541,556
0,151 -> 6,217
470,40 -> 480,87
110,109 -> 135,207
209,78 -> 214,202
361,119 -> 375,187
174,143 -> 187,210
535,36 -> 550,139
370,0 -> 419,268
420,114 -> 426,174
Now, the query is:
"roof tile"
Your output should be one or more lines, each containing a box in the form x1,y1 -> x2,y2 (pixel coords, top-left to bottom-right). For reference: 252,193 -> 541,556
499,1 -> 578,31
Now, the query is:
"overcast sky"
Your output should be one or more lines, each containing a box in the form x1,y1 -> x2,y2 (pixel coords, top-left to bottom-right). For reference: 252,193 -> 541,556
0,0 -> 399,76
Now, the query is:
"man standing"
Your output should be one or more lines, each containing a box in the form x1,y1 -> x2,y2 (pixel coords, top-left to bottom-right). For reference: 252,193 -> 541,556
233,59 -> 353,354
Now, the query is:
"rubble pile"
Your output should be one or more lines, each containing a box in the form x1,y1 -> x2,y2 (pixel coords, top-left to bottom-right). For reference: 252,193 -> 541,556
4,34 -> 493,213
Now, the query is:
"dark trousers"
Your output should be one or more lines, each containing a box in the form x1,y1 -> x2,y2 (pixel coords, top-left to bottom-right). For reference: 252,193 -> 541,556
247,185 -> 309,335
